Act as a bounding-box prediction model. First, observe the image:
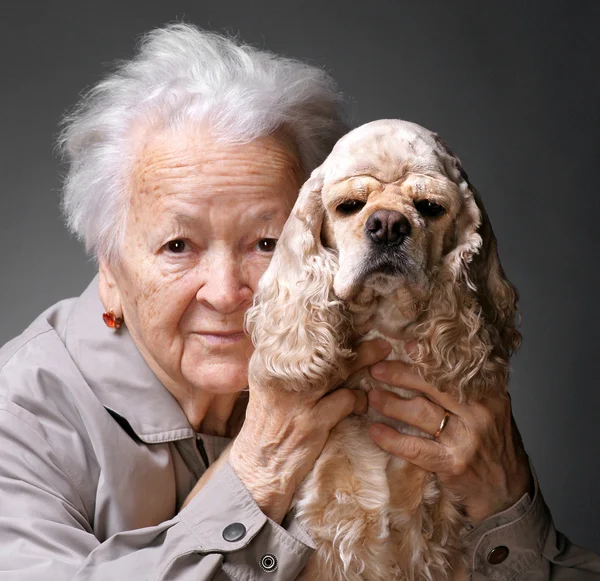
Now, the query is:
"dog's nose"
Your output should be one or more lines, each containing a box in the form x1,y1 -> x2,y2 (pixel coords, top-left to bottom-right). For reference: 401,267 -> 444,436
365,210 -> 411,246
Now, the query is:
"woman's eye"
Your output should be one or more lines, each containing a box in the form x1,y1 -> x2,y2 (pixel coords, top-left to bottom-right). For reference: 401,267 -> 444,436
414,199 -> 446,218
336,199 -> 366,216
256,238 -> 277,252
166,239 -> 187,253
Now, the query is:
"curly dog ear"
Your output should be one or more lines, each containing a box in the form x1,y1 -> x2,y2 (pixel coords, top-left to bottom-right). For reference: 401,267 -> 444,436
414,138 -> 521,400
245,169 -> 353,393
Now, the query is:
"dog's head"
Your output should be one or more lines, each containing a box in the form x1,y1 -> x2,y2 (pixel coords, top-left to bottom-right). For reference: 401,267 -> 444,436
248,120 -> 521,398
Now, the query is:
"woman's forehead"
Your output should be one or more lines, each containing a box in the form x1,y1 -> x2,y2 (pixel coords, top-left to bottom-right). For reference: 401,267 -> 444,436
124,127 -> 301,236
134,126 -> 298,180
132,126 -> 302,195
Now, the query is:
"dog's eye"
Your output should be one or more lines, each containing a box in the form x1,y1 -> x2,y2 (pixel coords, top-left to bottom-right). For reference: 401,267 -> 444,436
336,200 -> 366,215
414,200 -> 446,217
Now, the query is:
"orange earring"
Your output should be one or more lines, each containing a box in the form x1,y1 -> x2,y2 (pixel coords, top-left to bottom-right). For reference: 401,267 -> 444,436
102,310 -> 124,330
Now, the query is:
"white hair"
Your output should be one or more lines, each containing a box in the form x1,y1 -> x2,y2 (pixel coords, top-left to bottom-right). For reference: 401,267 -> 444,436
59,23 -> 348,262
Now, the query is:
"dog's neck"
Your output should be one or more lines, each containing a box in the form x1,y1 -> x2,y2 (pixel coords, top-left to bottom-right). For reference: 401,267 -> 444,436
345,293 -> 434,438
347,286 -> 419,340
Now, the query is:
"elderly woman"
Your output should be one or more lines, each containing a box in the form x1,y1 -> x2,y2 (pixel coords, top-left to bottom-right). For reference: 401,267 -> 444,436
0,23 -> 597,581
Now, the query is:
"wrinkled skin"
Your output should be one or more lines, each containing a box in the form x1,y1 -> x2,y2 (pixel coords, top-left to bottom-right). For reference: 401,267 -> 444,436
99,127 -> 302,432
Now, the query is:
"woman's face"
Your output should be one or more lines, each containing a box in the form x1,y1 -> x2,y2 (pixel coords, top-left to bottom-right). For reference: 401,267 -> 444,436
100,127 -> 301,402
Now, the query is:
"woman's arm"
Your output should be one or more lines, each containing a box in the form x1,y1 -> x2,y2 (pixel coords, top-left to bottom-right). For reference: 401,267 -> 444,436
0,404 -> 314,580
366,359 -> 600,580
0,327 -> 389,581
183,341 -> 390,523
464,466 -> 600,580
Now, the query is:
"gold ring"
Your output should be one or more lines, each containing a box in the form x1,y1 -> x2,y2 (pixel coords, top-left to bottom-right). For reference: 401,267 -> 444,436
433,410 -> 451,439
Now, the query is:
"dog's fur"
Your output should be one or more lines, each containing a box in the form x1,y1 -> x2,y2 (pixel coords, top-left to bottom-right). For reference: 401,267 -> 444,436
245,120 -> 521,581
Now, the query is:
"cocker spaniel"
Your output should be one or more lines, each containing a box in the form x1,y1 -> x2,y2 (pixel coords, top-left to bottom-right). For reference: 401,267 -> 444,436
246,119 -> 521,581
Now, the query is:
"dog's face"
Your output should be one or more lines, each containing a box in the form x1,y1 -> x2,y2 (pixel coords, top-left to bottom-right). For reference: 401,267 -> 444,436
248,119 -> 519,397
314,120 -> 480,320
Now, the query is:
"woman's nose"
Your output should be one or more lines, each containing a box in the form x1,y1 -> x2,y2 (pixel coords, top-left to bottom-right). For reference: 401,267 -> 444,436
195,258 -> 253,314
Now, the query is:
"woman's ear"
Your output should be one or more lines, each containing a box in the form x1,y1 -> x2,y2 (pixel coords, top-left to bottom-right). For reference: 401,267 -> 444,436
245,168 -> 353,393
98,257 -> 123,318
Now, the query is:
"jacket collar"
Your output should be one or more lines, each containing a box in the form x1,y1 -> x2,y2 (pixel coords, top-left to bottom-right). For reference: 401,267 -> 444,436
64,276 -> 195,444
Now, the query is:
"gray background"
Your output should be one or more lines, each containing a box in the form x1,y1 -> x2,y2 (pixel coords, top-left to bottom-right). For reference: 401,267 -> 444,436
1,0 -> 599,553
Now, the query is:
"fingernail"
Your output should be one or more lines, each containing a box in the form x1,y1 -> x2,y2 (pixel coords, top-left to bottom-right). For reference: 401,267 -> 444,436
370,425 -> 383,438
369,389 -> 381,404
371,362 -> 385,377
377,339 -> 392,352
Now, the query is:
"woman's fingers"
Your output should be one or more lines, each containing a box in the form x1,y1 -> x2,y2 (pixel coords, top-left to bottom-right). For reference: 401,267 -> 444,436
369,423 -> 454,473
348,340 -> 391,375
368,390 -> 453,438
316,388 -> 367,430
370,360 -> 464,415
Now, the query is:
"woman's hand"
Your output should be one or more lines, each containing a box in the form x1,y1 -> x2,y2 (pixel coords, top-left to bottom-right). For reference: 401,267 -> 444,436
367,355 -> 533,526
228,340 -> 392,523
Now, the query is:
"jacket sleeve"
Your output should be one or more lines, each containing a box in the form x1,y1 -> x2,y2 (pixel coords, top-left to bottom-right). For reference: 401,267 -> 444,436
0,406 -> 315,581
463,464 -> 600,580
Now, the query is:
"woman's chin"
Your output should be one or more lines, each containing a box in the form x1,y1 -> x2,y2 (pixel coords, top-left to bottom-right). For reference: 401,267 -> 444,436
183,361 -> 249,394
179,336 -> 252,394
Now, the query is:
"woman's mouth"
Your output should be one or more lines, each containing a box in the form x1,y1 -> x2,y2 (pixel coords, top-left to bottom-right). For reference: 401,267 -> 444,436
193,331 -> 246,345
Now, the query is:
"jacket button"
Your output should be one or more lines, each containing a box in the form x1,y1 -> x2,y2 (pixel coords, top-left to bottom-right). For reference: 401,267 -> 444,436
222,522 -> 246,542
259,553 -> 278,572
487,546 -> 510,564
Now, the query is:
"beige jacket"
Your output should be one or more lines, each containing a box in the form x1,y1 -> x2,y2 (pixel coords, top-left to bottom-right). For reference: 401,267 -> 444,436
0,277 -> 598,580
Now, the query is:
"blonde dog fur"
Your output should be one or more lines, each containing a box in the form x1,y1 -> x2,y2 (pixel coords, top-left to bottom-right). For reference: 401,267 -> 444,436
245,120 -> 521,581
